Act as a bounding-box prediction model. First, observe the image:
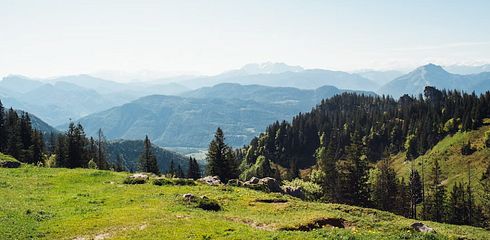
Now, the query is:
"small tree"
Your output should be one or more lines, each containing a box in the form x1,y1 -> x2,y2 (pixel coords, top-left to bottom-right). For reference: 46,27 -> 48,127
187,157 -> 201,180
138,135 -> 159,175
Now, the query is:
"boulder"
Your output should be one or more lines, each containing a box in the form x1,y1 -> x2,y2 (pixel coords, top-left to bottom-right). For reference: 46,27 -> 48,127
183,193 -> 196,201
247,177 -> 260,184
129,173 -> 149,181
198,176 -> 222,186
281,186 -> 305,199
411,222 -> 434,233
258,177 -> 281,192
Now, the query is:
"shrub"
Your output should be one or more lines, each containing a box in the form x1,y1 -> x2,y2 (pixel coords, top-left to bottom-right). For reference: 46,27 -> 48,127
153,178 -> 173,186
282,178 -> 323,201
196,198 -> 221,211
123,177 -> 146,184
0,153 -> 21,168
88,159 -> 98,169
172,178 -> 196,186
485,130 -> 490,148
153,178 -> 195,186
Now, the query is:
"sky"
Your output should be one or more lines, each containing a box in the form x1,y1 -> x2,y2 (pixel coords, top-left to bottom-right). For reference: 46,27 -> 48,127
1,0 -> 490,79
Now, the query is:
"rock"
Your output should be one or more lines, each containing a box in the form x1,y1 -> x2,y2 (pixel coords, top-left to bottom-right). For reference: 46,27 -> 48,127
200,195 -> 209,199
198,176 -> 222,186
281,186 -> 305,199
0,160 -> 21,168
129,173 -> 149,181
183,193 -> 196,201
411,222 -> 434,233
248,177 -> 260,184
258,177 -> 281,192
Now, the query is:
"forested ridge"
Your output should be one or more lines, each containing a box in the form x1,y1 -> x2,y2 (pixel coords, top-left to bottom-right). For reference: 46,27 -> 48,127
231,86 -> 490,227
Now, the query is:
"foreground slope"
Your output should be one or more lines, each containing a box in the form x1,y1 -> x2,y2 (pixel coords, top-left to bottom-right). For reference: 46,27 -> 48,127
1,166 -> 488,239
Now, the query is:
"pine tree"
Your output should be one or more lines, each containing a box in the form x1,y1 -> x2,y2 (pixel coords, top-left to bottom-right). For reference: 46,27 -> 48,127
340,131 -> 370,207
55,134 -> 67,168
168,160 -> 176,176
138,135 -> 159,175
5,108 -> 22,159
66,123 -> 87,168
187,157 -> 201,180
0,100 -> 6,152
206,128 -> 236,182
425,158 -> 446,222
372,159 -> 398,212
481,162 -> 490,225
315,132 -> 338,202
409,168 -> 423,219
176,165 -> 185,178
448,182 -> 466,225
96,129 -> 109,170
396,178 -> 411,218
31,130 -> 44,164
19,113 -> 33,162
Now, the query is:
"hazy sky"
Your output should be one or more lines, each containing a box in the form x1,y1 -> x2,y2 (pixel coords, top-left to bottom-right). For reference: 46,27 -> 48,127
1,0 -> 490,79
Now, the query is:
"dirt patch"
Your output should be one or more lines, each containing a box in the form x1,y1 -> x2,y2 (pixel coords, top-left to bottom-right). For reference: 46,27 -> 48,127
281,218 -> 348,231
255,198 -> 288,203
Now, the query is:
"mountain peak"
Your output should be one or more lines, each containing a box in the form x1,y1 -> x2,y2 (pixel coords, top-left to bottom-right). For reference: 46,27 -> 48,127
416,63 -> 447,73
239,62 -> 304,74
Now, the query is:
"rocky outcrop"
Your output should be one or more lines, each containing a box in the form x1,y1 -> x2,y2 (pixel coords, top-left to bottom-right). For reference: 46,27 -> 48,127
281,186 -> 305,199
198,176 -> 222,186
411,222 -> 434,233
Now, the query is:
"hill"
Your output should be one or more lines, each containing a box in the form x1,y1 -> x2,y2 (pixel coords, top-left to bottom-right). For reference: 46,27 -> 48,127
106,139 -> 188,173
75,84 -> 373,148
391,120 -> 490,197
1,166 -> 488,239
378,64 -> 490,97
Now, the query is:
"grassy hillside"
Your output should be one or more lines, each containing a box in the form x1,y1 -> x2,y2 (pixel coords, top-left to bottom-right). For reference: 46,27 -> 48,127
391,121 -> 490,199
1,166 -> 488,239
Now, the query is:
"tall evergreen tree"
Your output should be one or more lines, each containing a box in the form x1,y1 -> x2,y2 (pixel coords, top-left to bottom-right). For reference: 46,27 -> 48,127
138,135 -> 159,174
96,129 -> 109,170
409,168 -> 423,219
31,130 -> 44,164
206,128 -> 236,182
5,108 -> 21,159
176,165 -> 185,178
168,160 -> 176,176
0,100 -> 6,152
187,157 -> 201,180
315,132 -> 338,202
425,158 -> 446,222
372,159 -> 398,212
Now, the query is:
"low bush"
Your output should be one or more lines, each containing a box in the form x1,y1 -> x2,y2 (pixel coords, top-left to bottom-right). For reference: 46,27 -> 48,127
282,178 -> 323,201
153,178 -> 195,186
123,177 -> 146,184
196,198 -> 221,211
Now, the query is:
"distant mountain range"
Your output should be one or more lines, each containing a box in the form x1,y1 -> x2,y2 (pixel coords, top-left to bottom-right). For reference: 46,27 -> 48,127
180,67 -> 379,90
0,75 -> 189,125
378,64 -> 490,97
73,84 -> 374,148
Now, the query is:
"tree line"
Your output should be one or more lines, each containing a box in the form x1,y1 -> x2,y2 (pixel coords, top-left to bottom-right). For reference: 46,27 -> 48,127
0,99 -> 201,179
204,87 -> 490,228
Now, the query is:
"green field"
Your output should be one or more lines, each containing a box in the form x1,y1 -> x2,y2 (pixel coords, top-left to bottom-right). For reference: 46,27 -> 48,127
1,166 -> 489,240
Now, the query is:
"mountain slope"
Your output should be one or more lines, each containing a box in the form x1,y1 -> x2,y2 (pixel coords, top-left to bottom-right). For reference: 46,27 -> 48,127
76,84 -> 374,148
391,120 -> 490,196
378,64 -> 490,97
1,166 -> 488,239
